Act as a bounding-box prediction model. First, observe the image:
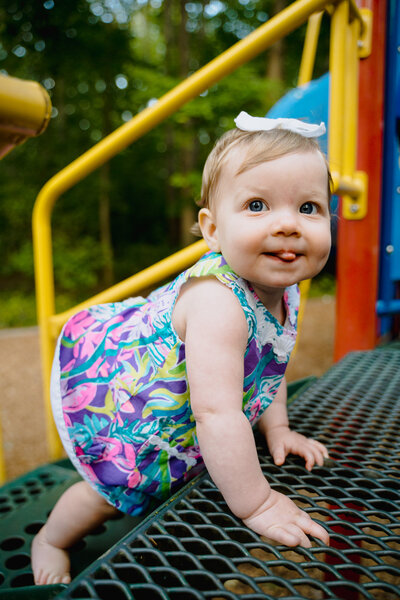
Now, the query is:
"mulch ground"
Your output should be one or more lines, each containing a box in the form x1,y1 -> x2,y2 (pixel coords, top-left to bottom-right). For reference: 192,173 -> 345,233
0,296 -> 335,483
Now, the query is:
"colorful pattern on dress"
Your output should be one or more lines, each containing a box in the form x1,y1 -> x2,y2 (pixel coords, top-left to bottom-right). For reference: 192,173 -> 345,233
55,251 -> 299,515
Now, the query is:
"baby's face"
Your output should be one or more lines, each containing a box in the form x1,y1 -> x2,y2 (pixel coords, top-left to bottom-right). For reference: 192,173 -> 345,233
200,148 -> 331,308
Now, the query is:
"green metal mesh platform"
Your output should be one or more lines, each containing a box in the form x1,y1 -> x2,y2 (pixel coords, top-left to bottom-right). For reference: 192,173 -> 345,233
1,349 -> 400,599
0,461 -> 142,595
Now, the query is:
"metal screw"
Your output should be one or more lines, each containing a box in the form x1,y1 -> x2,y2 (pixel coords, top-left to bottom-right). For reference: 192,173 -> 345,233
350,203 -> 359,213
397,186 -> 400,194
386,244 -> 394,254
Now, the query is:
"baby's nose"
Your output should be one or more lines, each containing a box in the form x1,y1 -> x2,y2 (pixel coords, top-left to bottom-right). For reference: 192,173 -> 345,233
271,210 -> 300,236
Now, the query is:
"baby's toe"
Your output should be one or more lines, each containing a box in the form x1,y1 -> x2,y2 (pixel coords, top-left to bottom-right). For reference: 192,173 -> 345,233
35,569 -> 49,586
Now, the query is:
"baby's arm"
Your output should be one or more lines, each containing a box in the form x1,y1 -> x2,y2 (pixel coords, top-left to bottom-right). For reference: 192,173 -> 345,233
258,377 -> 329,471
176,279 -> 329,547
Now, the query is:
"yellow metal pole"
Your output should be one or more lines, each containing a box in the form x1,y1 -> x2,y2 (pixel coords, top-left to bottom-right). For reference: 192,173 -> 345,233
0,74 -> 51,158
33,203 -> 59,456
342,16 -> 359,182
340,15 -> 368,219
297,11 -> 324,339
328,0 -> 348,184
33,0 -> 335,459
298,11 -> 324,86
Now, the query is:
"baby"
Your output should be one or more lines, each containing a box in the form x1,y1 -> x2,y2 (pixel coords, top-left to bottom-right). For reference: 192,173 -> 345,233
32,111 -> 331,585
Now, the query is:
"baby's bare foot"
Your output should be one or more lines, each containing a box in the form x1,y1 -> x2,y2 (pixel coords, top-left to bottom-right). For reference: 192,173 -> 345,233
31,526 -> 71,585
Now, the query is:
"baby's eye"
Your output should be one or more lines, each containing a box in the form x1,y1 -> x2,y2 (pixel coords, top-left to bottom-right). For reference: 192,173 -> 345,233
300,202 -> 318,215
248,200 -> 266,212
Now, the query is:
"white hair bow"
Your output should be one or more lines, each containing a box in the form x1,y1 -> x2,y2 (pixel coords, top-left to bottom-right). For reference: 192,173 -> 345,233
234,111 -> 326,138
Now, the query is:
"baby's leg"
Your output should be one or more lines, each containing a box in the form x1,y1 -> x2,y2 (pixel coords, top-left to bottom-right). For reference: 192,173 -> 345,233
31,480 -> 119,585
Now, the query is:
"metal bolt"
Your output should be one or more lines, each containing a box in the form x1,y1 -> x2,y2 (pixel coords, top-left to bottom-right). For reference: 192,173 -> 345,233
397,186 -> 400,194
350,203 -> 359,213
386,244 -> 394,254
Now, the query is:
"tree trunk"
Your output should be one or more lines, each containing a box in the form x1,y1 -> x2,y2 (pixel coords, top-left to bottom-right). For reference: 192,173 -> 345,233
99,83 -> 114,286
99,162 -> 114,287
266,0 -> 286,81
178,0 -> 196,247
163,0 -> 179,246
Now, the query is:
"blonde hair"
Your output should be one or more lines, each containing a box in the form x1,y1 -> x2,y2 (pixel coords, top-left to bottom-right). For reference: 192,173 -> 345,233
198,127 -> 332,211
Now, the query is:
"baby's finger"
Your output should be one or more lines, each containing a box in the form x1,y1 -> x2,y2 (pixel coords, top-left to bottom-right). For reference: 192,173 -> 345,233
302,442 -> 328,469
298,514 -> 330,545
271,442 -> 287,466
308,445 -> 326,468
268,525 -> 311,548
298,446 -> 317,471
309,439 -> 330,458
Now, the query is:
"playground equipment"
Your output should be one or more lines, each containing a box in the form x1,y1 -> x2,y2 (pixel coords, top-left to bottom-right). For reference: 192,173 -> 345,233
1,0 -> 400,597
0,73 -> 51,159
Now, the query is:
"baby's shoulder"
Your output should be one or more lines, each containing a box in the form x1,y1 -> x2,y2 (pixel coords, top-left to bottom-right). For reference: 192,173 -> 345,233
173,277 -> 247,342
179,276 -> 242,310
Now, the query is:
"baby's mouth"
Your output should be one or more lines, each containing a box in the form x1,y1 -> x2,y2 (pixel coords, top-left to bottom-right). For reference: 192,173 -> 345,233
264,251 -> 299,262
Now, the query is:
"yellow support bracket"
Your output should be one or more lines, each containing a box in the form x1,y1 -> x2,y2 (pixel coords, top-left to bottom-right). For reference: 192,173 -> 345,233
358,8 -> 373,58
341,171 -> 368,220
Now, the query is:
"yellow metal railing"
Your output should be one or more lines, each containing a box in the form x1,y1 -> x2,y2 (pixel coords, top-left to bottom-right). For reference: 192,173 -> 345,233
33,0 -> 370,459
329,2 -> 370,218
297,11 -> 324,86
296,10 -> 324,334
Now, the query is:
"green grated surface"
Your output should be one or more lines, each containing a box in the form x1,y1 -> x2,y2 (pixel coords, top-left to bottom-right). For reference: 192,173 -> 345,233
0,461 -> 77,519
0,462 -> 142,592
1,349 -> 400,599
54,349 -> 400,600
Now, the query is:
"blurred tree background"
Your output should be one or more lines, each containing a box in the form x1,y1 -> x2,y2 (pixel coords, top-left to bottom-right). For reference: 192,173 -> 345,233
0,0 -> 330,327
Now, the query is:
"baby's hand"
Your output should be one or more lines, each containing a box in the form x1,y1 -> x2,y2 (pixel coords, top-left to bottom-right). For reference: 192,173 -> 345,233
266,426 -> 329,471
243,489 -> 329,548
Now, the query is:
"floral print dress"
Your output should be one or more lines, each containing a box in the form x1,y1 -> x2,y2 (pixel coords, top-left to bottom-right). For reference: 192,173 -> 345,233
51,251 -> 299,515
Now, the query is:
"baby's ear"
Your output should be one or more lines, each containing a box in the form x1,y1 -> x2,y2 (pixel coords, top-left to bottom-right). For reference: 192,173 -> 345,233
198,208 -> 220,252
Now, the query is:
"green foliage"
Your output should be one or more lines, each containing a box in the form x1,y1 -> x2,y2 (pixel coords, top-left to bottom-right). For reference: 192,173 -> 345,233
52,234 -> 103,293
0,0 -> 332,328
0,292 -> 37,328
309,273 -> 336,298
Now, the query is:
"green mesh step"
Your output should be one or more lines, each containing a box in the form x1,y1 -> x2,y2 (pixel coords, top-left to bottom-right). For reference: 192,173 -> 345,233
0,461 -> 143,595
0,583 -> 63,599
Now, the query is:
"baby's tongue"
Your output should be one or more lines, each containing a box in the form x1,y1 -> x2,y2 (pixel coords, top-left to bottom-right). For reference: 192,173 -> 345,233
276,251 -> 296,261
